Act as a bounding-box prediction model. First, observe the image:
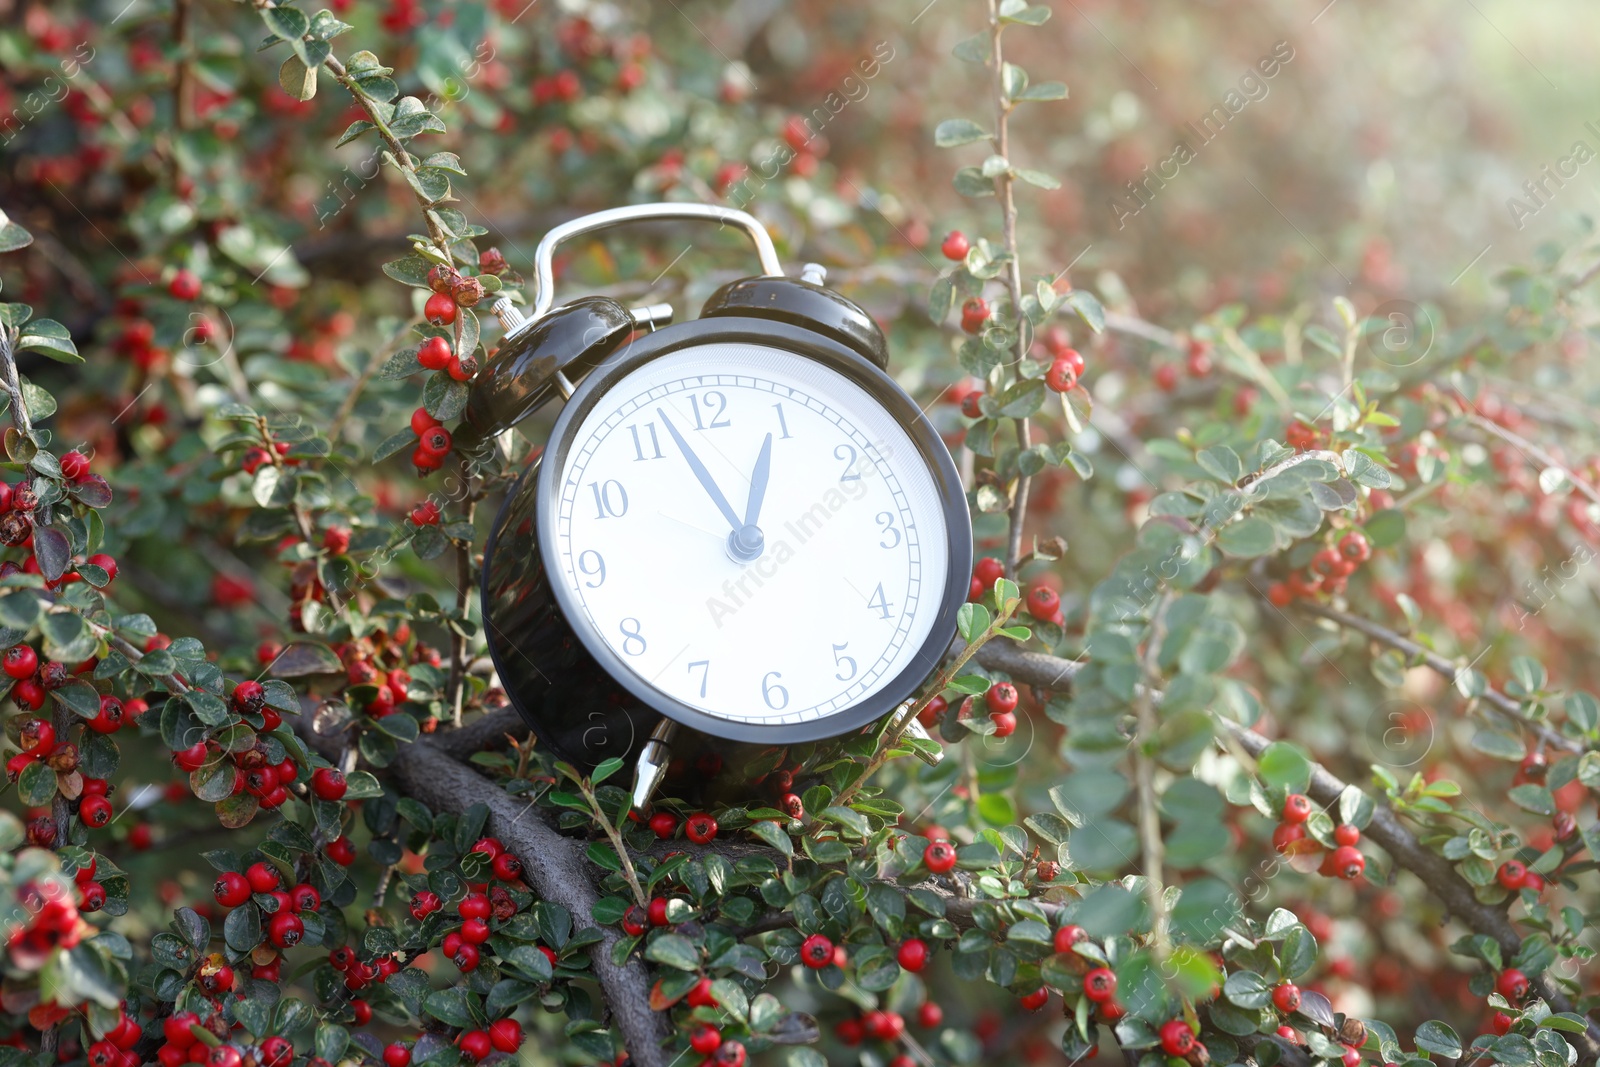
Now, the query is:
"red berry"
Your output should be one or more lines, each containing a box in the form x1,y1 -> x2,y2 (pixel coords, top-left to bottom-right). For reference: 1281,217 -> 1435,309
80,795 -> 113,828
648,897 -> 671,927
917,1002 -> 943,1028
87,553 -> 119,583
989,710 -> 1017,737
1084,967 -> 1117,1002
1282,794 -> 1313,824
169,270 -> 201,301
1154,364 -> 1180,392
383,1045 -> 411,1067
327,836 -> 356,865
689,1024 -> 722,1055
460,918 -> 490,944
1330,845 -> 1365,880
488,1020 -> 523,1054
1159,1019 -> 1196,1057
1054,924 -> 1087,954
88,696 -> 125,734
960,297 -> 990,334
897,938 -> 928,972
974,557 -> 1005,587
424,293 -> 457,325
1272,983 -> 1301,1013
268,910 -> 304,948
685,813 -> 718,844
621,906 -> 648,937
291,884 -> 321,912
778,792 -> 805,819
1523,871 -> 1546,894
1338,530 -> 1372,563
800,933 -> 834,968
459,893 -> 491,920
246,862 -> 281,894
687,977 -> 718,1008
1045,356 -> 1079,393
212,870 -> 251,909
307,766 -> 346,801
1491,1012 -> 1514,1035
410,891 -> 441,919
960,390 -> 983,419
492,852 -> 524,882
941,231 -> 970,261
1340,1044 -> 1362,1067
350,1000 -> 372,1026
456,1030 -> 491,1062
923,840 -> 957,874
452,943 -> 481,972
448,354 -> 478,382
985,681 -> 1018,714
60,451 -> 90,480
4,645 -> 38,679
1020,988 -> 1049,1011
173,742 -> 209,772
1333,824 -> 1360,847
1026,584 -> 1060,619
411,409 -> 440,441
409,501 -> 441,526
418,336 -> 452,370
648,811 -> 678,839
1496,968 -> 1530,1001
1186,344 -> 1214,377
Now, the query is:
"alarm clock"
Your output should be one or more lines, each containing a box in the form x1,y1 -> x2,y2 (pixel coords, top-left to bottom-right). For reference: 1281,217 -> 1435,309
472,204 -> 970,805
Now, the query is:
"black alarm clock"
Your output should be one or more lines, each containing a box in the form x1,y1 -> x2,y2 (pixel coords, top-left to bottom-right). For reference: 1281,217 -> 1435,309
470,204 -> 970,805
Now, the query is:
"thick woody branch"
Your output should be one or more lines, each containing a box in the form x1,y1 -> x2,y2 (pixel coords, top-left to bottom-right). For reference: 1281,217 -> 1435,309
387,740 -> 670,1067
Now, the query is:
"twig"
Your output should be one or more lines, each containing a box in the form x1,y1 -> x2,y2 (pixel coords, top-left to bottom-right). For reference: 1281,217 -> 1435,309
986,0 -> 1031,576
327,319 -> 418,440
578,778 -> 648,909
1462,413 -> 1600,511
0,328 -> 35,441
1133,593 -> 1171,960
1293,600 -> 1581,754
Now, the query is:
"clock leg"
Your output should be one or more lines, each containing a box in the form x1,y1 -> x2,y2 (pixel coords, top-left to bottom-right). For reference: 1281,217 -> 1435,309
903,715 -> 946,766
630,718 -> 679,810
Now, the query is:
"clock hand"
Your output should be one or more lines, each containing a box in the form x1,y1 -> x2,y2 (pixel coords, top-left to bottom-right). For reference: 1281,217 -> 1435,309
655,407 -> 743,533
743,433 -> 774,529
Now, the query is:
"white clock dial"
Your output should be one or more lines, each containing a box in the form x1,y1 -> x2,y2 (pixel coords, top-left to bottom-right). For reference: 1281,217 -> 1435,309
551,342 -> 952,726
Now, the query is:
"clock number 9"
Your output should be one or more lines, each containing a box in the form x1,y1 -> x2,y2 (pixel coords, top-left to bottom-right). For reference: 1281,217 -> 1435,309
577,550 -> 606,587
618,618 -> 646,656
875,511 -> 901,549
761,671 -> 789,710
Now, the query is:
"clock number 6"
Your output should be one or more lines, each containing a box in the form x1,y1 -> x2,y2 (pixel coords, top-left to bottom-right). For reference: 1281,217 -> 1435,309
832,642 -> 857,681
618,618 -> 646,656
875,511 -> 901,549
761,671 -> 789,710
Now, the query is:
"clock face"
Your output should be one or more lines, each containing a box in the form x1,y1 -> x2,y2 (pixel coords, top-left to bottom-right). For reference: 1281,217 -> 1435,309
546,341 -> 954,728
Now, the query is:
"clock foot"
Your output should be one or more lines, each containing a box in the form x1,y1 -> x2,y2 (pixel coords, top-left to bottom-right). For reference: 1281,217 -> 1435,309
902,713 -> 945,766
630,718 -> 679,810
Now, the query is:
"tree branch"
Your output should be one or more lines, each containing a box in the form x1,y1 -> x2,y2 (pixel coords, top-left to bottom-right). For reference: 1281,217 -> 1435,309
387,740 -> 670,1067
1292,600 -> 1580,754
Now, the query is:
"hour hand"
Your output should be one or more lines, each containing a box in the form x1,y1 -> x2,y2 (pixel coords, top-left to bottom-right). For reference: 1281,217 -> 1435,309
655,408 -> 742,533
743,433 -> 773,529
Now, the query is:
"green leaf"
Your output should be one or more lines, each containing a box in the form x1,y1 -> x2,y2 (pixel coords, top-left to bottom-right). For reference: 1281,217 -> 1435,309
1414,1021 -> 1463,1059
1197,445 -> 1244,484
935,119 -> 989,147
278,56 -> 317,101
1217,517 -> 1277,558
1507,784 -> 1555,816
644,933 -> 701,971
1222,970 -> 1272,1009
1015,168 -> 1061,189
1257,742 -> 1313,793
423,373 -> 469,422
953,166 -> 995,198
747,819 -> 793,857
1017,81 -> 1068,100
0,217 -> 33,253
382,254 -> 436,289
423,988 -> 479,1029
261,7 -> 310,41
1065,289 -> 1106,333
17,318 -> 81,363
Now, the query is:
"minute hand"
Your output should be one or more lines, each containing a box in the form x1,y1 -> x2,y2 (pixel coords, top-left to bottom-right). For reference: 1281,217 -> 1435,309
656,408 -> 742,532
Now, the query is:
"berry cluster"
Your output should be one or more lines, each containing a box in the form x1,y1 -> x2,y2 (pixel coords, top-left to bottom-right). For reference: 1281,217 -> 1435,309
1266,528 -> 1373,605
1270,793 -> 1367,880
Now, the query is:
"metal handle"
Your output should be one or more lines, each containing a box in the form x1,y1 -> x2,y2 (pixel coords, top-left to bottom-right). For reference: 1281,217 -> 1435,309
493,203 -> 783,336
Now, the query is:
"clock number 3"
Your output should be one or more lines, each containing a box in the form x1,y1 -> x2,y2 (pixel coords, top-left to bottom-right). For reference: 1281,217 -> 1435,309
876,511 -> 901,549
618,618 -> 646,656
